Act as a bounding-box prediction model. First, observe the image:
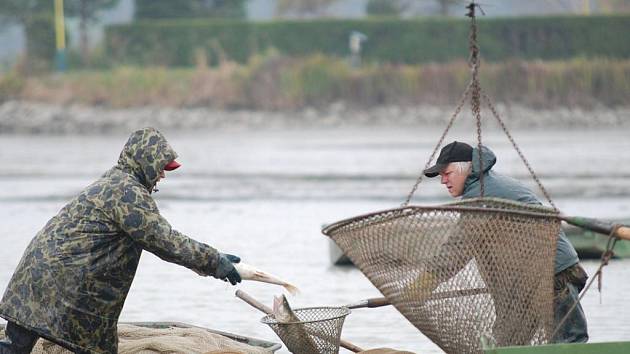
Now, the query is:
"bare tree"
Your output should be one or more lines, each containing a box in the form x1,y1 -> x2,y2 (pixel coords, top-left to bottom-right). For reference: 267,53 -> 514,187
436,0 -> 461,16
0,0 -> 55,70
275,0 -> 340,18
598,0 -> 630,13
65,0 -> 119,66
366,0 -> 415,16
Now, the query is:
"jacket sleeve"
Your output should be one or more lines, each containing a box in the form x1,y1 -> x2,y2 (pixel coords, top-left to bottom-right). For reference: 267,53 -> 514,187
112,184 -> 220,276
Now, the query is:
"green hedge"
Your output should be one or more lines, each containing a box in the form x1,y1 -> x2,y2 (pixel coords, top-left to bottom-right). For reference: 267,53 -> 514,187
105,15 -> 630,66
23,15 -> 58,72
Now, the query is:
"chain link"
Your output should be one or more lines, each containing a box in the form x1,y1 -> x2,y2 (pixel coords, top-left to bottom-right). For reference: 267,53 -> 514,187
481,90 -> 558,211
468,3 -> 485,197
402,80 -> 473,206
404,1 -> 481,206
405,1 -> 553,207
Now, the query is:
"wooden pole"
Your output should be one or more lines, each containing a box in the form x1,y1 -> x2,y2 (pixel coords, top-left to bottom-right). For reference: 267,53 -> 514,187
346,297 -> 390,309
346,288 -> 488,310
561,215 -> 630,241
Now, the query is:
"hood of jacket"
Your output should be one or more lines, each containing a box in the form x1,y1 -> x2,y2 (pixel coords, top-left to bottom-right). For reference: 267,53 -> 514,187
117,128 -> 178,191
458,144 -> 580,274
464,145 -> 496,190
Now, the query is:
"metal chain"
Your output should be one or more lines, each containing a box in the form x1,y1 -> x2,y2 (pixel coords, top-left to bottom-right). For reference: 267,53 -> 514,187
403,2 -> 484,206
467,2 -> 552,206
402,80 -> 473,206
481,90 -> 558,211
406,2 -> 555,205
468,2 -> 485,197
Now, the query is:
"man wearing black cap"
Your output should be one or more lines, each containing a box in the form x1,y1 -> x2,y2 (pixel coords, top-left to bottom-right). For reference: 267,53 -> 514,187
423,141 -> 474,198
0,128 -> 242,354
421,141 -> 588,344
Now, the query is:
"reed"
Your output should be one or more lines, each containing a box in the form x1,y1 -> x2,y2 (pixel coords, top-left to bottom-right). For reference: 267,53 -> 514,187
2,55 -> 629,110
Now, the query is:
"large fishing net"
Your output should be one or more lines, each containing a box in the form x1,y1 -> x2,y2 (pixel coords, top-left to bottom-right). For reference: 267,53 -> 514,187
0,323 -> 275,354
323,198 -> 560,353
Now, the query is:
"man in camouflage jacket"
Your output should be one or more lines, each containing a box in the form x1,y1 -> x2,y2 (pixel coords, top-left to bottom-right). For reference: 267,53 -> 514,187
0,128 -> 242,353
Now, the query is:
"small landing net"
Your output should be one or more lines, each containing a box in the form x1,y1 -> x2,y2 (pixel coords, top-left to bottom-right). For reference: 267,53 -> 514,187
261,306 -> 350,354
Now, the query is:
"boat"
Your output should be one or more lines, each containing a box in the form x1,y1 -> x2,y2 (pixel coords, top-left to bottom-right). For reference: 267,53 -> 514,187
0,321 -> 281,353
564,220 -> 630,259
329,220 -> 630,265
329,235 -> 353,265
483,340 -> 630,353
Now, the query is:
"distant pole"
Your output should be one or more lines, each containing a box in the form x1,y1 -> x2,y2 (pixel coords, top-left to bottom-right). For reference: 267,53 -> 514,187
54,0 -> 67,71
582,0 -> 591,15
349,31 -> 367,68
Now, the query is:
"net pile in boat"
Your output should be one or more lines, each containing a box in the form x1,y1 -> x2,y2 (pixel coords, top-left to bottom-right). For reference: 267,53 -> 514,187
323,198 -> 560,353
261,306 -> 350,354
0,323 -> 273,354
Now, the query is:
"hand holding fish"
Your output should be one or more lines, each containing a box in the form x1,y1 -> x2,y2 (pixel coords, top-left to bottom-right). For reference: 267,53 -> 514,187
234,262 -> 300,295
213,252 -> 242,285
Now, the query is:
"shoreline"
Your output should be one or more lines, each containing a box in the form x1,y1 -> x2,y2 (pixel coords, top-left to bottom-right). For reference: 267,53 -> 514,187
1,100 -> 628,135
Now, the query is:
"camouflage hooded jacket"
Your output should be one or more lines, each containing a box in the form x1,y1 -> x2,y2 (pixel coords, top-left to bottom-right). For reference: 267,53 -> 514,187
0,128 -> 221,353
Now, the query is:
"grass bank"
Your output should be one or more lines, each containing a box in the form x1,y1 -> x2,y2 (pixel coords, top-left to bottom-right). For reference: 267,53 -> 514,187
1,54 -> 629,110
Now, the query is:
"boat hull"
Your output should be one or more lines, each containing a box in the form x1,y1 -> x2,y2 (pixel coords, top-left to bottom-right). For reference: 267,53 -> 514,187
484,341 -> 630,354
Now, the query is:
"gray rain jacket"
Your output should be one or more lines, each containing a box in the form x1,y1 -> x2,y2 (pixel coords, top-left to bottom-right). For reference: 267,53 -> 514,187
0,128 -> 222,353
462,146 -> 579,273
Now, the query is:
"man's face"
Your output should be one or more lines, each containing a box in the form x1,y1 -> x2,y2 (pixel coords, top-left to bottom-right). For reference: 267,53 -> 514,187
439,163 -> 469,197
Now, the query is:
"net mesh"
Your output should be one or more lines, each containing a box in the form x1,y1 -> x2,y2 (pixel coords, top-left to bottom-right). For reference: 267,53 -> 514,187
0,323 -> 273,354
261,306 -> 350,354
323,197 -> 560,354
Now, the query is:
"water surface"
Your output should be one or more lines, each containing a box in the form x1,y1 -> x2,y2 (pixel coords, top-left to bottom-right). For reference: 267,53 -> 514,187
1,127 -> 629,353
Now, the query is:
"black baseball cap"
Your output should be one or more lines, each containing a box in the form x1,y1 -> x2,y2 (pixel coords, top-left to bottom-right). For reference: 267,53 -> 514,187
423,141 -> 473,177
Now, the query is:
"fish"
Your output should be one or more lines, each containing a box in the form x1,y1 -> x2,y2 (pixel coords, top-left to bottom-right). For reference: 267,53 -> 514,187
272,294 -> 300,323
234,262 -> 300,295
272,294 -> 320,354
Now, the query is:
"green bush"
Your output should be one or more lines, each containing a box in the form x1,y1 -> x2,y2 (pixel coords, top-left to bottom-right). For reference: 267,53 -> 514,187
105,15 -> 630,67
0,71 -> 25,101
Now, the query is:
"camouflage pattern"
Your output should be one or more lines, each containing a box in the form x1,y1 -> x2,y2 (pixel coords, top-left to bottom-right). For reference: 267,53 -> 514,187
0,128 -> 221,353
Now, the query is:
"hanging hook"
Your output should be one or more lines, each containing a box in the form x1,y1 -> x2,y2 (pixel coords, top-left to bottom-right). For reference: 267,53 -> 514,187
466,1 -> 486,18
